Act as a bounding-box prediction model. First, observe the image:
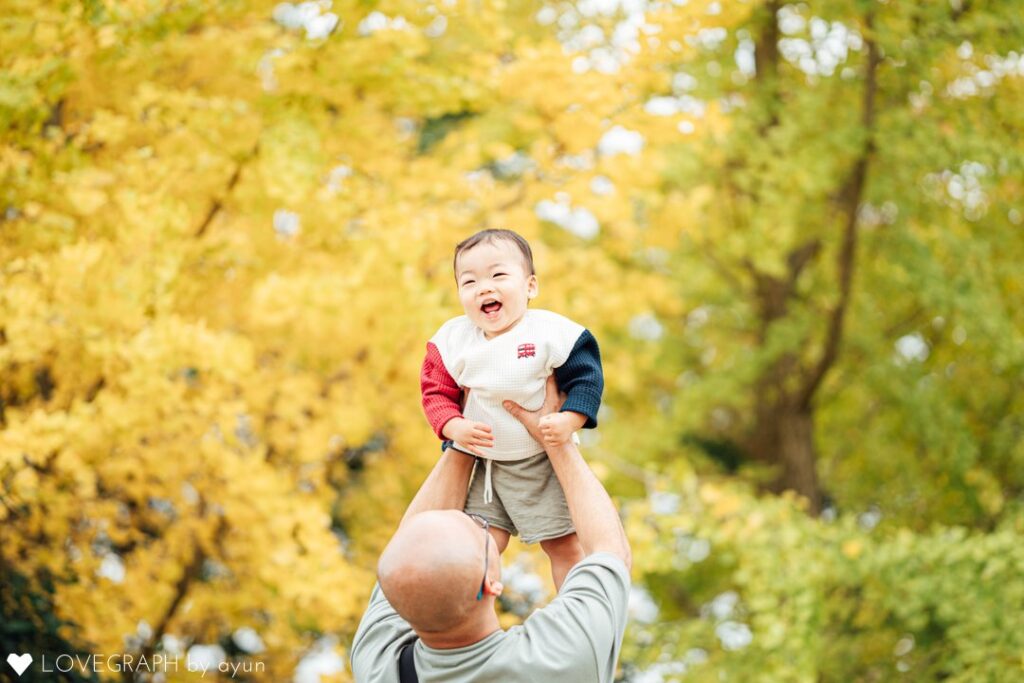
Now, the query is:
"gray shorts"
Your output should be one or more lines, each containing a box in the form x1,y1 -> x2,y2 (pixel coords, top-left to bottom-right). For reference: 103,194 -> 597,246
462,451 -> 575,544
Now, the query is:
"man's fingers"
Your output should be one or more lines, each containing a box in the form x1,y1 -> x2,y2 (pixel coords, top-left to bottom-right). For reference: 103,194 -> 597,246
503,400 -> 525,416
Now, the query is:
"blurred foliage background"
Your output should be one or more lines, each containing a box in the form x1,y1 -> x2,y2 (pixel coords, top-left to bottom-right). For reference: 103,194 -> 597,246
2,0 -> 1023,681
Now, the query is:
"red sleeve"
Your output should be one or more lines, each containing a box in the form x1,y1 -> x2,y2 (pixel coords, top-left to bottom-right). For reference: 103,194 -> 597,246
420,342 -> 463,439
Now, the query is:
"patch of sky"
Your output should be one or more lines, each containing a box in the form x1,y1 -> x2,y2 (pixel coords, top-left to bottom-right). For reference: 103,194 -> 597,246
686,537 -> 711,563
493,151 -> 535,179
162,635 -> 184,656
293,637 -> 344,683
598,125 -> 644,156
735,37 -> 756,77
643,96 -> 680,116
257,48 -> 287,92
555,151 -> 594,170
501,556 -> 548,616
858,200 -> 899,229
858,504 -> 882,531
424,15 -> 447,38
715,621 -> 753,651
629,586 -> 660,624
536,6 -> 558,25
273,1 -> 339,40
643,90 -> 708,122
590,175 -> 615,195
924,161 -> 989,220
325,164 -> 352,194
535,195 -> 600,239
672,72 -> 698,93
702,590 -> 739,621
233,628 -> 266,654
650,490 -> 680,514
273,209 -> 301,239
97,553 -> 125,583
946,50 -> 1024,99
554,0 -> 654,74
895,333 -> 929,364
777,10 -> 863,77
632,662 -> 687,683
187,645 -> 226,672
632,650 -> 708,683
894,634 -> 915,657
358,11 -> 408,36
686,305 -> 710,328
629,313 -> 664,341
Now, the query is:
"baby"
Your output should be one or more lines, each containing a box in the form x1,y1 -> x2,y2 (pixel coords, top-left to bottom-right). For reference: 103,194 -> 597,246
420,229 -> 603,589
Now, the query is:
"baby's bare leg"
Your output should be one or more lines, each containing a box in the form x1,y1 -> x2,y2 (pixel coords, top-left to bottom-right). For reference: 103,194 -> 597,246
489,526 -> 511,554
540,532 -> 585,591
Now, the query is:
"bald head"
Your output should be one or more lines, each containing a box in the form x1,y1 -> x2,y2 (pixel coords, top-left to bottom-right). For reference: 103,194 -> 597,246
378,510 -> 497,634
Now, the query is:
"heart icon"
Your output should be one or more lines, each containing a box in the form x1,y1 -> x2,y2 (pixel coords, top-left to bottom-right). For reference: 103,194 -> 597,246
7,653 -> 32,676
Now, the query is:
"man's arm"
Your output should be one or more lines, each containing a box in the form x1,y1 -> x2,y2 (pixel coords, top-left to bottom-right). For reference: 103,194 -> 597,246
504,377 -> 631,569
399,447 -> 476,527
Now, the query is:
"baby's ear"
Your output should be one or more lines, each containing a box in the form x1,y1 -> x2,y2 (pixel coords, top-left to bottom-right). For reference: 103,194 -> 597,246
527,275 -> 539,299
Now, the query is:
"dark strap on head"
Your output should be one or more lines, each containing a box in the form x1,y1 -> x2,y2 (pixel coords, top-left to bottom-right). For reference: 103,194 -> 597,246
398,641 -> 419,683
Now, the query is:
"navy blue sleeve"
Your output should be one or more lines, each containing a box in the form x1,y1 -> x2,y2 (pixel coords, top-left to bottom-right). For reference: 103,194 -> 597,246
554,329 -> 603,429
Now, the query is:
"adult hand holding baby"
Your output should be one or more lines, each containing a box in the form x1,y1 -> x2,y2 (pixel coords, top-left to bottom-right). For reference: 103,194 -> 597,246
505,375 -> 581,447
502,375 -> 567,445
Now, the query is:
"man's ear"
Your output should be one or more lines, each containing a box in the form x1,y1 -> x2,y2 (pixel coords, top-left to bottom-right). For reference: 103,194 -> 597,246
527,275 -> 538,300
483,578 -> 503,598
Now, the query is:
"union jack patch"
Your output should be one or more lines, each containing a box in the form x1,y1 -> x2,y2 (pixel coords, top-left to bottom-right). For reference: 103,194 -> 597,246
517,343 -> 536,359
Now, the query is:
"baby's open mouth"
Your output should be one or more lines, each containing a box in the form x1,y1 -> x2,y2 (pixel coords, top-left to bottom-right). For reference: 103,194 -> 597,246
481,301 -> 502,314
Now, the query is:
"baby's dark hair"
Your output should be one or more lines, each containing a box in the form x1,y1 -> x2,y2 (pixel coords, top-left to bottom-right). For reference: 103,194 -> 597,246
453,229 -> 535,277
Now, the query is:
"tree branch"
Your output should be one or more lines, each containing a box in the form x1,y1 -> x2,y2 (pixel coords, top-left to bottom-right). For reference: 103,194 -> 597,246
798,14 -> 880,410
132,505 -> 228,680
753,0 -> 782,129
194,142 -> 259,238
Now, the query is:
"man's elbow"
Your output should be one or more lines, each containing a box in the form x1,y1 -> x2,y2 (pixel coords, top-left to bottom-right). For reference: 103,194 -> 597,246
589,540 -> 631,571
610,539 -> 632,572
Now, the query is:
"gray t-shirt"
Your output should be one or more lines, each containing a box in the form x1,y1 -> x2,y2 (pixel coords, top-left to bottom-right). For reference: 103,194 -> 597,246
350,553 -> 630,683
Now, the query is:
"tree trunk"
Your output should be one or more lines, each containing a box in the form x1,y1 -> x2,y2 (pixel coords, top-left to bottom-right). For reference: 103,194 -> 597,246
774,408 -> 821,513
746,383 -> 823,514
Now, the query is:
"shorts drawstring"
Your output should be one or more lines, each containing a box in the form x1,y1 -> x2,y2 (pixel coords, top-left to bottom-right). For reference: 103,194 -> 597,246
483,458 -> 493,505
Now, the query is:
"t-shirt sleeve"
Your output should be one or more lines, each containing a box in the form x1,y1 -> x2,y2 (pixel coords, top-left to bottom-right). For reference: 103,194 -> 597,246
518,553 -> 631,683
553,329 -> 604,428
350,583 -> 415,683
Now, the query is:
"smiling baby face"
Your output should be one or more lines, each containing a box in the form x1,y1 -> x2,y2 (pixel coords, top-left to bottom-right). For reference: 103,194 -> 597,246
454,237 -> 538,339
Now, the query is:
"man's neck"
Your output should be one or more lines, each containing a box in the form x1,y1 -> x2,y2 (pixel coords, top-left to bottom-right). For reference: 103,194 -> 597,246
417,616 -> 502,650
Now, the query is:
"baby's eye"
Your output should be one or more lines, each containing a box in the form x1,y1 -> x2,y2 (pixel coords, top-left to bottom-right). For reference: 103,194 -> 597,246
493,272 -> 507,278
461,280 -> 475,287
